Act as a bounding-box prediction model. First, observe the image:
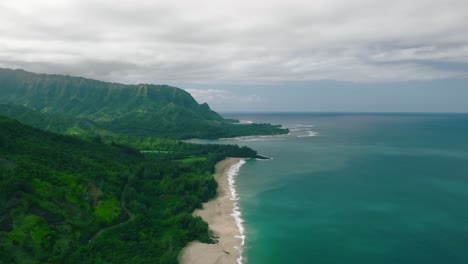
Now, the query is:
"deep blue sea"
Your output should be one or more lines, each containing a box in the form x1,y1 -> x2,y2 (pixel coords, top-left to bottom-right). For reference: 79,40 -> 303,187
195,113 -> 468,264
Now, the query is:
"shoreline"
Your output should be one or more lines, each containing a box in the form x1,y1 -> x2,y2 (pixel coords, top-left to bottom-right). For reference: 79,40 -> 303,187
179,158 -> 246,264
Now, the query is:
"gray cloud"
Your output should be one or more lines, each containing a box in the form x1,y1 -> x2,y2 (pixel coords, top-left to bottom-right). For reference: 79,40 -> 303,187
185,88 -> 263,112
186,88 -> 261,103
1,0 -> 467,83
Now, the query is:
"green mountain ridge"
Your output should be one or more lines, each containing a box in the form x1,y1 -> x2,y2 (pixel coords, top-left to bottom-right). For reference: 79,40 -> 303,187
0,68 -> 287,139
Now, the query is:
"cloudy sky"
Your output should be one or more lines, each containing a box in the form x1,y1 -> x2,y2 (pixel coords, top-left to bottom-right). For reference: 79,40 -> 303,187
1,0 -> 467,112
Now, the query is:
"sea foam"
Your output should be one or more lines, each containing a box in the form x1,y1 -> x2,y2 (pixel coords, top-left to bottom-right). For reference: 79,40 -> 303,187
297,131 -> 319,137
227,159 -> 247,264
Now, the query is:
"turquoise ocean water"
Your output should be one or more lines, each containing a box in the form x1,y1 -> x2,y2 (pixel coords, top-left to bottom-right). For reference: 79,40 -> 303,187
194,113 -> 468,264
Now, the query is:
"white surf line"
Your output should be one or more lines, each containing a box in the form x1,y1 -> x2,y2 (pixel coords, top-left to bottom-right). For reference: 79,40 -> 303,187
227,159 -> 247,264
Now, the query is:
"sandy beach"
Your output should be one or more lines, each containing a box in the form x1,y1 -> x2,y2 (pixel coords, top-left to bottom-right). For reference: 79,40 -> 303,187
179,158 -> 244,264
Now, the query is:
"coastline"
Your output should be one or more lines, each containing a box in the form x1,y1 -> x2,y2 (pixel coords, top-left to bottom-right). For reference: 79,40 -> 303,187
179,158 -> 246,264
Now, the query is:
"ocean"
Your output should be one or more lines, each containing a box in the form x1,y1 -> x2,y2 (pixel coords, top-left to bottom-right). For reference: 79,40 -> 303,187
192,113 -> 468,264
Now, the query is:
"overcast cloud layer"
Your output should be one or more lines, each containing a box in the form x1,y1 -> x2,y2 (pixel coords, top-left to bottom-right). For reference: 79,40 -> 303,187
1,0 -> 468,85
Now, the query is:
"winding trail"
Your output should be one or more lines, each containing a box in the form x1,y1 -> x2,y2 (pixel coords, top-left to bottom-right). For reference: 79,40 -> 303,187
89,185 -> 136,242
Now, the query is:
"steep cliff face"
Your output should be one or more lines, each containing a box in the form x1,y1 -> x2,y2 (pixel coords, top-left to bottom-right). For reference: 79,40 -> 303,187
0,68 -> 287,138
0,68 -> 222,120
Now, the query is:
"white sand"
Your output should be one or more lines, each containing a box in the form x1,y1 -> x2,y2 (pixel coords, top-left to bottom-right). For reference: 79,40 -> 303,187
179,158 -> 243,264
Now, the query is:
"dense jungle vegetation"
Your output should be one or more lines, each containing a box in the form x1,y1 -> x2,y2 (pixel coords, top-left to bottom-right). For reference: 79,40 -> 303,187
0,117 -> 257,263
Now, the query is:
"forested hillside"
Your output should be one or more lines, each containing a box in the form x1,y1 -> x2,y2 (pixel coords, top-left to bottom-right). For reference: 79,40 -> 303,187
0,117 -> 257,263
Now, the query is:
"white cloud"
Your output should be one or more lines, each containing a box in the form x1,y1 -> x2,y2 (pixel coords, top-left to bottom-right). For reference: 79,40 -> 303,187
0,0 -> 467,83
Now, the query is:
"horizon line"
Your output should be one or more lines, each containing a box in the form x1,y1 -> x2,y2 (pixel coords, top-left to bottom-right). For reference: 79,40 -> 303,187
220,111 -> 468,115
